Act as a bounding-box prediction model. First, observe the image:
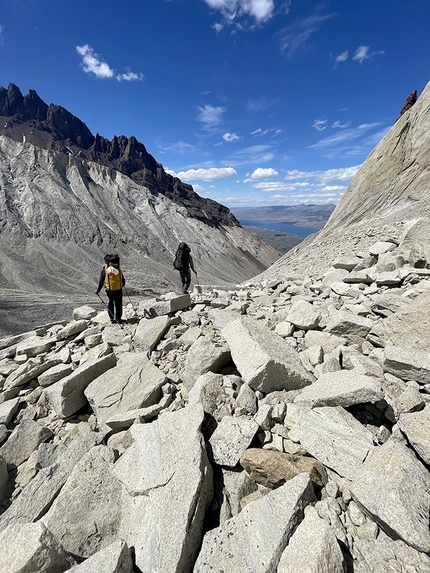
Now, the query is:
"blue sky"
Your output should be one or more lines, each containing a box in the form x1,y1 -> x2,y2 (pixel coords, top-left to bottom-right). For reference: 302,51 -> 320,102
1,0 -> 429,209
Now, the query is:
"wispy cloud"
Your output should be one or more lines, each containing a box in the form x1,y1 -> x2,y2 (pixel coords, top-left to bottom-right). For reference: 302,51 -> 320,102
247,97 -> 271,112
203,0 -> 276,25
159,141 -> 199,155
332,121 -> 351,129
223,132 -> 240,142
196,104 -> 226,128
335,50 -> 348,66
353,45 -> 385,65
312,119 -> 327,132
76,45 -> 143,82
0,25 -> 4,45
251,128 -> 269,137
308,122 -> 382,150
172,167 -> 237,181
277,11 -> 334,56
244,167 -> 279,182
227,144 -> 275,166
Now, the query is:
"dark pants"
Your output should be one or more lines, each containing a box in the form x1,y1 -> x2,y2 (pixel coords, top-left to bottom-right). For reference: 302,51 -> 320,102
106,289 -> 123,321
179,270 -> 191,293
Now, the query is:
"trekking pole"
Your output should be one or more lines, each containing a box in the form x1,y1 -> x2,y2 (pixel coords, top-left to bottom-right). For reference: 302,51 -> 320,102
95,292 -> 123,329
125,290 -> 138,316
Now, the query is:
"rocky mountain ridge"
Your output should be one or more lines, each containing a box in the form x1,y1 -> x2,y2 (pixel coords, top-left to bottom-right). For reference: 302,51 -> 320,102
0,84 -> 237,227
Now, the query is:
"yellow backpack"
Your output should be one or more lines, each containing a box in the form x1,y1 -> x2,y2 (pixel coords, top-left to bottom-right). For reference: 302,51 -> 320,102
104,263 -> 122,290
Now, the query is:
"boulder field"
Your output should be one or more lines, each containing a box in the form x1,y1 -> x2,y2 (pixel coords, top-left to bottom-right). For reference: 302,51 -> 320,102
1,219 -> 430,572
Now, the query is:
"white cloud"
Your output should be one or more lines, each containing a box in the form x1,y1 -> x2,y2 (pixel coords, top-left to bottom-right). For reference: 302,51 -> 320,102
173,167 -> 238,181
203,0 -> 275,23
244,167 -> 279,182
116,71 -> 144,82
76,45 -> 143,82
252,181 -> 309,193
284,166 -> 360,183
192,183 -> 205,193
335,50 -> 348,64
312,119 -> 327,132
196,104 -> 226,128
353,45 -> 385,65
76,45 -> 114,79
223,132 -> 240,142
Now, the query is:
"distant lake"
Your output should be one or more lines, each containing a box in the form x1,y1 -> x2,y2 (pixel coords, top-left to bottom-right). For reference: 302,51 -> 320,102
239,219 -> 320,238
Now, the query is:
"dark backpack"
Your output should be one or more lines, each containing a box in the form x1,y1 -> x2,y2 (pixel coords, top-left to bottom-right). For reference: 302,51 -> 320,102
173,243 -> 189,270
104,253 -> 120,265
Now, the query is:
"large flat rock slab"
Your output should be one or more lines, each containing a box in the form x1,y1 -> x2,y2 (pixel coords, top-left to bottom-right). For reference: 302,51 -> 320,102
277,506 -> 344,573
113,404 -> 213,573
294,369 -> 383,409
297,406 -> 374,480
45,353 -> 117,418
222,317 -> 314,393
193,473 -> 315,573
85,353 -> 166,430
41,447 -> 124,559
350,439 -> 430,553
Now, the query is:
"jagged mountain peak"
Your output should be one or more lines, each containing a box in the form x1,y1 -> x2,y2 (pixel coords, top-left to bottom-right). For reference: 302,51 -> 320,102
0,83 -> 238,228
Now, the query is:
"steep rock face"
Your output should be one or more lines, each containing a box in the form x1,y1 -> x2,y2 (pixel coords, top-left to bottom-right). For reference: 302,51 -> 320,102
0,83 -> 238,227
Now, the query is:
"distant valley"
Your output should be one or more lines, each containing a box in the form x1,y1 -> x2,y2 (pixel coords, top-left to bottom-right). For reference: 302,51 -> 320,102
231,204 -> 335,254
232,204 -> 336,228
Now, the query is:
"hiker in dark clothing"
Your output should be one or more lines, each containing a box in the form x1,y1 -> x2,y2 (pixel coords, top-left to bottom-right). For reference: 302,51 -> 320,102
95,254 -> 126,323
174,242 -> 197,293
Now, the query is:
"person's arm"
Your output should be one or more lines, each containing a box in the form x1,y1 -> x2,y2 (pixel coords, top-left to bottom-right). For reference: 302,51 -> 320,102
95,269 -> 105,294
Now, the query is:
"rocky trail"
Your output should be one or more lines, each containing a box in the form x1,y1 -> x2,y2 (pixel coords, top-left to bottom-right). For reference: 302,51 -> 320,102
1,218 -> 430,572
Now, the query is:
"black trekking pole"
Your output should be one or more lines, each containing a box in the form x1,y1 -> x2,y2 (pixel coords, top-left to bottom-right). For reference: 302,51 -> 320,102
125,289 -> 138,316
95,292 -> 123,329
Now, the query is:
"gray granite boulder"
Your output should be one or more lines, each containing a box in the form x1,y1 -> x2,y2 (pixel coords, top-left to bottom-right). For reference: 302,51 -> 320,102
133,315 -> 170,352
398,406 -> 430,464
383,345 -> 430,384
41,447 -> 124,558
277,506 -> 344,573
113,404 -> 213,573
222,317 -> 314,393
350,439 -> 430,553
85,353 -> 166,430
0,419 -> 52,468
297,406 -> 374,480
182,336 -> 231,391
209,416 -> 259,468
294,369 -> 383,409
45,353 -> 117,418
66,540 -> 133,573
193,473 -> 315,573
0,521 -> 73,573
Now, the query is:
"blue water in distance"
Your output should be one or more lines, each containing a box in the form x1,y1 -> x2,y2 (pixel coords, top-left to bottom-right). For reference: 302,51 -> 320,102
239,219 -> 320,239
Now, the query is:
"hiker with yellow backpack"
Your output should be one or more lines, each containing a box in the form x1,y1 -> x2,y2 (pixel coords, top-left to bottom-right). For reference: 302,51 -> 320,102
95,254 -> 126,324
